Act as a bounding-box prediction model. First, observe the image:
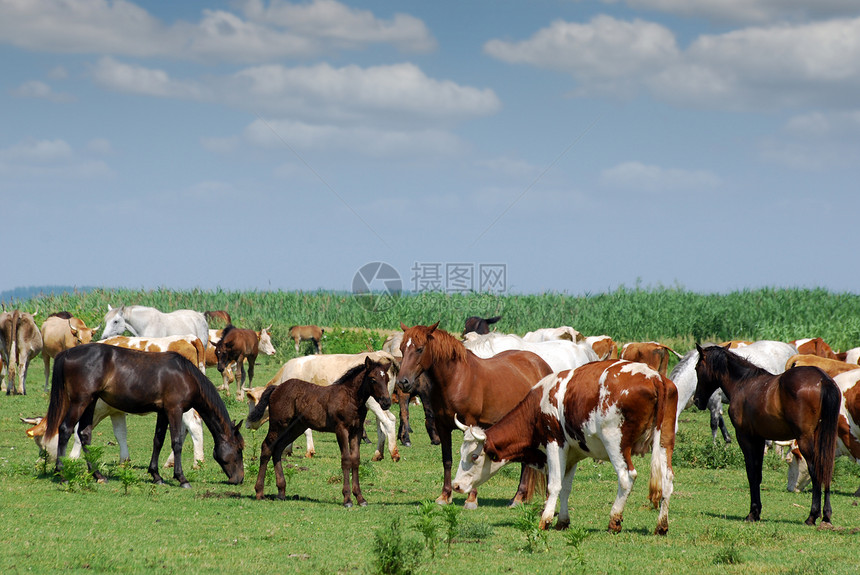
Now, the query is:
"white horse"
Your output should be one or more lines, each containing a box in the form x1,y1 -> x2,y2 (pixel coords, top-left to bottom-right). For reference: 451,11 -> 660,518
670,340 -> 798,442
463,332 -> 598,372
101,305 -> 209,348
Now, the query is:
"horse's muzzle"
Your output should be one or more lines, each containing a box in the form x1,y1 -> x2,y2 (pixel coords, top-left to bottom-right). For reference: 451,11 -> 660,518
397,376 -> 415,394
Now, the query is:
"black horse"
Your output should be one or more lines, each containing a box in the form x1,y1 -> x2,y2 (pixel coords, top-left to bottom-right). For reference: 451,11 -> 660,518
45,343 -> 244,487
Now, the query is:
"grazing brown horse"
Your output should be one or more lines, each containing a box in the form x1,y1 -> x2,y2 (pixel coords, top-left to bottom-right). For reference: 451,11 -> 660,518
45,343 -> 245,488
693,344 -> 840,526
204,310 -> 232,326
214,324 -> 275,401
288,325 -> 324,354
247,357 -> 392,507
397,322 -> 553,508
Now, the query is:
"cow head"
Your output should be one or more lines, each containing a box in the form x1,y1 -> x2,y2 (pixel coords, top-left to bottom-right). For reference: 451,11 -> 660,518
452,416 -> 507,495
257,326 -> 276,356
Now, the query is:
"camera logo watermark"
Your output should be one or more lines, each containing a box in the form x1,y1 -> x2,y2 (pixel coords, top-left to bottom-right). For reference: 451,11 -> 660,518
353,262 -> 402,312
353,261 -> 508,311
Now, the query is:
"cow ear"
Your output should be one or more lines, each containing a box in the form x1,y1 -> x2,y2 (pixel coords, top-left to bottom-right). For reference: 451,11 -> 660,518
400,322 -> 409,332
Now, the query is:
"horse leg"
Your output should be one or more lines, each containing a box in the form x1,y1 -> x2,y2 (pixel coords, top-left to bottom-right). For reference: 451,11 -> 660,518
148,412 -> 169,485
397,390 -> 412,447
509,464 -> 534,508
166,410 -> 191,488
255,427 -> 279,499
56,401 -> 91,472
242,355 -> 256,401
437,427 -> 453,505
539,441 -> 566,530
272,426 -> 304,500
76,401 -> 107,483
796,435 -> 827,526
737,434 -> 766,522
236,355 -> 247,401
418,382 -> 441,445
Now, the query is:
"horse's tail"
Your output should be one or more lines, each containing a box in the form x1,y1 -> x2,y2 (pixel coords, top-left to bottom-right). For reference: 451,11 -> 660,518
44,350 -> 70,450
522,464 -> 547,503
247,385 -> 277,424
813,375 -> 841,488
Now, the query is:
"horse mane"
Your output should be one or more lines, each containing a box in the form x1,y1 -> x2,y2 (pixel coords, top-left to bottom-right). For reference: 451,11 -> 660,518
221,324 -> 236,339
332,362 -> 370,386
427,328 -> 468,362
705,345 -> 770,381
188,361 -> 235,430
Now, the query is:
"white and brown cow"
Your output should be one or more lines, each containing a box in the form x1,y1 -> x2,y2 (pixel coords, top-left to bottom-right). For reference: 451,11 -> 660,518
585,335 -> 618,361
41,315 -> 99,391
620,341 -> 682,377
790,337 -> 839,360
453,360 -> 677,535
0,310 -> 43,395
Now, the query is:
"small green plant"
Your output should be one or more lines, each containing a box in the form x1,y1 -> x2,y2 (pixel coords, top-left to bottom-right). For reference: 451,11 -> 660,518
458,519 -> 494,541
114,460 -> 139,495
512,503 -> 548,553
57,457 -> 93,492
562,525 -> 589,567
713,540 -> 742,565
440,504 -> 460,554
413,500 -> 439,558
370,518 -> 423,575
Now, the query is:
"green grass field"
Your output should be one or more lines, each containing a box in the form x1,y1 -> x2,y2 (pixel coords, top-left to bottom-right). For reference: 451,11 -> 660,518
1,288 -> 860,573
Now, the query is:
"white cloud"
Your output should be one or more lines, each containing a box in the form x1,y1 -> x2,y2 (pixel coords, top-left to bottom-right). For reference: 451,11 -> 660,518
243,118 -> 467,158
0,138 -> 113,178
486,15 -> 860,111
10,80 -> 73,102
597,0 -> 860,24
601,161 -> 721,192
0,0 -> 435,63
484,16 -> 679,97
92,57 -> 205,98
759,110 -> 860,169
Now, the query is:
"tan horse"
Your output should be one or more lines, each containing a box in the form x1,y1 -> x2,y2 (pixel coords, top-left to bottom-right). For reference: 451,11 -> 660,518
288,325 -> 324,354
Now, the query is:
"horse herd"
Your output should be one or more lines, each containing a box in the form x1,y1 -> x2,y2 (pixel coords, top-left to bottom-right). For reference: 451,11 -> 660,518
2,305 -> 857,535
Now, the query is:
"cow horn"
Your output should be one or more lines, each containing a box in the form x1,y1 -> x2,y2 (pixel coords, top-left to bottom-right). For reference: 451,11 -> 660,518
454,415 -> 467,432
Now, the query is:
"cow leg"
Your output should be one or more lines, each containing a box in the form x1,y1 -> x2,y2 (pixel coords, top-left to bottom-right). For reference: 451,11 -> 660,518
242,355 -> 256,401
186,410 -> 205,468
555,461 -> 580,531
304,428 -> 315,458
148,412 -> 169,485
109,413 -> 130,462
607,443 -> 637,533
539,441 -> 566,530
236,356 -> 247,401
737,433 -> 766,522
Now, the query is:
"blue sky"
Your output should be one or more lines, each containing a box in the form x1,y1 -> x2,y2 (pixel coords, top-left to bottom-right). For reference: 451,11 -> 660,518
2,0 -> 860,296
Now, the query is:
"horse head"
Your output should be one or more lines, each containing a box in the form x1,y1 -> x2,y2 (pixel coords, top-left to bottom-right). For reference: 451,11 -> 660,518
693,344 -> 729,409
397,322 -> 439,394
213,420 -> 245,485
363,356 -> 392,410
101,306 -> 134,339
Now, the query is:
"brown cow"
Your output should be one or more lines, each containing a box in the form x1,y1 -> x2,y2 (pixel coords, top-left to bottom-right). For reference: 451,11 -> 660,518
791,338 -> 839,360
620,341 -> 681,377
585,335 -> 618,360
288,325 -> 323,354
0,310 -> 43,395
785,354 -> 860,378
453,360 -> 677,534
215,325 -> 276,401
41,315 -> 99,391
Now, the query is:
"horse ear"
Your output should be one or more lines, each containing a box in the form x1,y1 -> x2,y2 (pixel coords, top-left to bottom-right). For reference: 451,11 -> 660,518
233,420 -> 244,433
108,305 -> 113,311
364,356 -> 373,369
695,343 -> 704,354
428,321 -> 440,334
400,321 -> 409,332
723,342 -> 731,350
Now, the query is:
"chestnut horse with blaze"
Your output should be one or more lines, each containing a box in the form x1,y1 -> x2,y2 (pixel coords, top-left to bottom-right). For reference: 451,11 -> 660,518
397,322 -> 553,508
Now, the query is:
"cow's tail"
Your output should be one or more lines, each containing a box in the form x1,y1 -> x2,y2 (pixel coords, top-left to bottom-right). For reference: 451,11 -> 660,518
43,350 -> 70,458
813,376 -> 840,489
247,385 -> 276,425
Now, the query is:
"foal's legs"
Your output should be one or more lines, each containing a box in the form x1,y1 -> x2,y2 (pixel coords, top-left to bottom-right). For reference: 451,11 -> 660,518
255,420 -> 305,500
337,426 -> 365,507
737,434 -> 766,521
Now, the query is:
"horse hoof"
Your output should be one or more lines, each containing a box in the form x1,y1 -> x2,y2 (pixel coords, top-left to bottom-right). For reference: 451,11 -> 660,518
435,495 -> 451,506
401,440 -> 412,447
554,521 -> 570,531
371,452 -> 383,462
180,482 -> 192,489
463,501 -> 478,511
344,502 -> 353,509
804,517 -> 818,526
359,501 -> 368,507
391,450 -> 400,462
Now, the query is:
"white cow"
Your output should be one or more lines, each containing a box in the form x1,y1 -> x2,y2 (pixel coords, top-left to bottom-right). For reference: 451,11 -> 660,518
463,332 -> 598,372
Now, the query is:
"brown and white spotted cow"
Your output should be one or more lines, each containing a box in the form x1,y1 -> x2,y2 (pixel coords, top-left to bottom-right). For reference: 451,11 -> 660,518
790,337 -> 839,360
453,360 -> 677,535
620,341 -> 681,377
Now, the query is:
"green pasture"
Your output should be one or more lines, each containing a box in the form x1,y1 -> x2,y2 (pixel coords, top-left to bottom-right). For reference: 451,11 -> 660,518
1,288 -> 860,573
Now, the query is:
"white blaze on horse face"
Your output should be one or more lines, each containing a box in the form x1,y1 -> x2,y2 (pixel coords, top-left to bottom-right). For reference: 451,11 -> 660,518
405,338 -> 413,349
